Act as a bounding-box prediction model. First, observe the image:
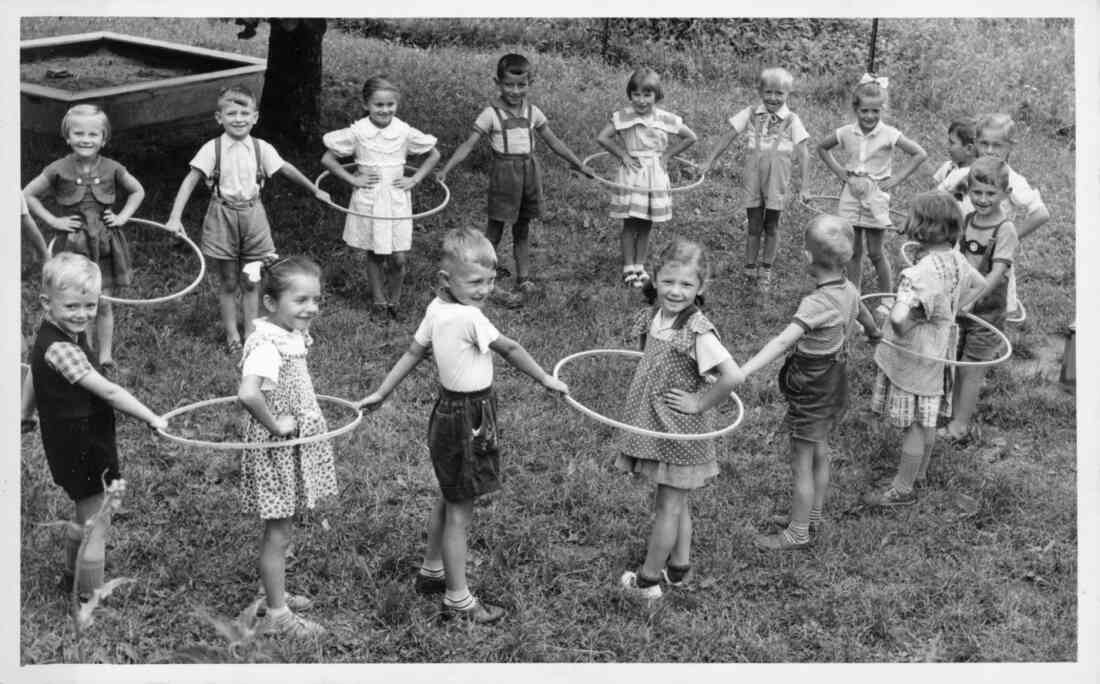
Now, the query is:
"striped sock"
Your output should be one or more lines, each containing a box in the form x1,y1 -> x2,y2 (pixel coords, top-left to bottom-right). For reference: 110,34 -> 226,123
784,522 -> 811,544
808,507 -> 824,525
443,588 -> 475,610
419,565 -> 444,579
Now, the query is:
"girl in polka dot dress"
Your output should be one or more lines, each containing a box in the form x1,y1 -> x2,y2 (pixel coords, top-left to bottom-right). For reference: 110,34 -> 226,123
237,256 -> 337,640
617,240 -> 744,600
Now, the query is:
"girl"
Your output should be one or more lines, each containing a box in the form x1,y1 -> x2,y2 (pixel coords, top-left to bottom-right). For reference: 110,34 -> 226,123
617,240 -> 744,599
237,256 -> 337,639
322,76 -> 441,319
24,104 -> 146,370
700,67 -> 811,290
817,74 -> 927,311
862,192 -> 985,507
597,68 -> 698,288
740,215 -> 880,549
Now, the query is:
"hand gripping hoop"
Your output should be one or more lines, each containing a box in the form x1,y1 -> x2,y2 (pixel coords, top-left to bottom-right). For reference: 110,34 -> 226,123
798,194 -> 907,231
898,243 -> 1026,324
552,349 -> 744,440
861,292 -> 1013,367
47,217 -> 206,305
581,151 -> 706,194
313,162 -> 450,221
157,394 -> 363,450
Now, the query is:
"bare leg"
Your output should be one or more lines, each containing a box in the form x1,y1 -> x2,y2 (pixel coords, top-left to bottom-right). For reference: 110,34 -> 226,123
633,219 -> 654,269
259,517 -> 292,609
788,438 -> 815,526
811,441 -> 831,512
892,423 -> 928,492
215,259 -> 242,346
366,251 -> 387,306
240,276 -> 260,340
760,209 -> 781,265
74,493 -> 110,595
485,219 -> 505,249
620,219 -> 637,267
441,498 -> 475,592
865,228 -> 894,294
745,207 -> 764,267
512,220 -> 531,281
422,496 -> 446,569
669,494 -> 693,568
948,365 -> 988,436
385,252 -> 408,307
640,484 -> 688,579
846,226 -> 866,288
95,296 -> 115,365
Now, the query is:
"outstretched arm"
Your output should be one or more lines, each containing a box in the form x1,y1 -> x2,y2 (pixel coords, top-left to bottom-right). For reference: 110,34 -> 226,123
436,131 -> 482,183
1016,204 -> 1051,240
490,335 -> 568,394
699,129 -> 740,176
358,340 -> 429,409
165,168 -> 205,234
740,323 -> 805,377
276,162 -> 331,203
879,135 -> 927,191
77,369 -> 166,430
536,124 -> 594,177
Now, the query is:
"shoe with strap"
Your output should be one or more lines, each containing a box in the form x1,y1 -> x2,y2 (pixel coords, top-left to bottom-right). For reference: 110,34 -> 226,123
257,608 -> 326,639
442,597 -> 506,624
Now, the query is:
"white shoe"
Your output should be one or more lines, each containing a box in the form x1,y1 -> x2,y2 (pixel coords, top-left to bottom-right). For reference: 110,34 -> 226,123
620,570 -> 662,600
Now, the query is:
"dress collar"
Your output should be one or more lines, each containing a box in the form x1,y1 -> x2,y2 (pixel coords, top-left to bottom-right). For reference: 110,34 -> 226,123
352,116 -> 405,139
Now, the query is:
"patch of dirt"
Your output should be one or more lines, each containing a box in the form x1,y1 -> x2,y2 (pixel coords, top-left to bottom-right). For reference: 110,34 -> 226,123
21,48 -> 200,91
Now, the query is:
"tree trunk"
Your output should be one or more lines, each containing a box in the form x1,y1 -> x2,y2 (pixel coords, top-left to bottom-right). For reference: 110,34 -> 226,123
258,18 -> 327,150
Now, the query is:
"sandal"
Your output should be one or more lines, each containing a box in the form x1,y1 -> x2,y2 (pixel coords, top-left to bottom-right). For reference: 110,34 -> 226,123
622,266 -> 638,286
633,266 -> 650,288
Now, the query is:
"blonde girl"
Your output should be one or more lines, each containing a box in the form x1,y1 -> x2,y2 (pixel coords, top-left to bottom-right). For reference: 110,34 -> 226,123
321,76 -> 441,319
597,68 -> 698,287
863,192 -> 985,507
617,240 -> 744,599
237,256 -> 337,639
817,75 -> 927,310
23,104 -> 146,370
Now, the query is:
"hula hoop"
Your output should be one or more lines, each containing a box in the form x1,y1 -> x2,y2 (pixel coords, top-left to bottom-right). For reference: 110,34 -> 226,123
552,349 -> 744,440
313,162 -> 450,221
898,243 -> 1026,323
581,151 -> 706,194
47,218 -> 206,306
860,292 -> 1013,367
1006,300 -> 1027,324
157,394 -> 363,450
798,194 -> 906,231
899,241 -> 921,267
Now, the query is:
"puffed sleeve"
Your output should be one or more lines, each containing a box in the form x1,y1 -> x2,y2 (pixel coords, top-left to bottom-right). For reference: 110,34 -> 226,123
322,127 -> 358,158
405,125 -> 438,155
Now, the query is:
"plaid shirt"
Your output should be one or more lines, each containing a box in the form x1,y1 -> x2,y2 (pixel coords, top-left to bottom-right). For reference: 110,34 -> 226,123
42,325 -> 92,384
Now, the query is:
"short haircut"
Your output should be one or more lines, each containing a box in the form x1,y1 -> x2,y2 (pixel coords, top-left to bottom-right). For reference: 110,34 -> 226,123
805,214 -> 855,269
60,104 -> 111,144
904,191 -> 963,245
948,117 -> 978,147
42,252 -> 101,295
626,67 -> 663,102
362,75 -> 400,103
851,80 -> 887,109
496,53 -> 532,81
261,255 -> 322,301
217,85 -> 257,109
651,238 -> 710,285
976,112 -> 1017,144
967,155 -> 1011,190
440,228 -> 497,272
759,67 -> 794,91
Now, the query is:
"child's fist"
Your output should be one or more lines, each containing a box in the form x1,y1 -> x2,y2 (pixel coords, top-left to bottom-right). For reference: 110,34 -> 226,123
358,392 -> 385,411
149,415 -> 168,431
542,376 -> 569,395
273,415 -> 298,436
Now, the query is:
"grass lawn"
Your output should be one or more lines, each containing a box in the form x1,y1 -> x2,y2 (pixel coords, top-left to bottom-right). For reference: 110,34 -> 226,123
17,17 -> 1077,666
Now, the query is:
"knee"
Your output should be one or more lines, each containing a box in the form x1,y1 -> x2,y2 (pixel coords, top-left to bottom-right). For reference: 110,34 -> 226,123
444,501 -> 473,530
263,520 -> 292,552
220,272 -> 241,293
391,253 -> 407,269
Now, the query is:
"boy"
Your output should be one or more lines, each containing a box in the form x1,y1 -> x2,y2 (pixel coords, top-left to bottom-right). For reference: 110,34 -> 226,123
360,227 -> 568,623
941,156 -> 1018,444
23,253 -> 166,598
932,117 -> 978,206
165,85 -> 331,353
740,215 -> 879,549
437,54 -> 593,306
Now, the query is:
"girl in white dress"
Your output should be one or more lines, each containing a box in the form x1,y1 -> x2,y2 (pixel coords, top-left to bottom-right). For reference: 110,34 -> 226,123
322,76 -> 441,318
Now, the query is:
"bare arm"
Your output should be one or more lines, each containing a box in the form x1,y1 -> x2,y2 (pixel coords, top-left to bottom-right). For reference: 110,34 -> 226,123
1016,204 -> 1051,240
858,301 -> 883,341
699,129 -> 740,175
536,124 -> 592,176
237,374 -> 296,436
24,175 -> 79,233
741,323 -> 805,377
958,269 -> 988,311
437,130 -> 483,182
358,340 -> 429,409
21,212 -> 49,261
879,135 -> 927,191
490,335 -> 568,394
889,301 -> 920,337
596,122 -> 640,172
276,162 -> 331,203
21,369 -> 35,421
77,369 -> 166,430
660,123 -> 698,168
102,170 -> 145,227
165,168 -> 205,233
663,357 -> 745,415
970,261 -> 1009,309
816,132 -> 846,183
393,148 -> 442,190
796,139 -> 812,201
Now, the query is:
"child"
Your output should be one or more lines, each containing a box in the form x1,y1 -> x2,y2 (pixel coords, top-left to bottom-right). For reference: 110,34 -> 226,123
360,227 -> 568,622
862,192 -> 986,506
700,67 -> 810,289
938,157 -> 1018,445
740,216 -> 879,547
165,85 -> 331,353
321,76 -> 441,319
818,74 -> 927,307
617,240 -> 743,598
931,117 -> 979,206
24,253 -> 166,598
437,54 -> 593,304
23,104 -> 146,370
597,68 -> 698,288
237,256 -> 336,639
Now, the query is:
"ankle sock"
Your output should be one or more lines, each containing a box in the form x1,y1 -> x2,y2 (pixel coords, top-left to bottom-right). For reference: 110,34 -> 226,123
665,564 -> 691,583
75,558 -> 105,596
808,507 -> 823,525
419,565 -> 444,579
784,522 -> 811,544
266,604 -> 290,618
444,588 -> 475,610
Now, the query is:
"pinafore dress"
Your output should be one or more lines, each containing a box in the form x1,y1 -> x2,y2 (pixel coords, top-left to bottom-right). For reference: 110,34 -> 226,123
50,155 -> 133,289
240,324 -> 338,519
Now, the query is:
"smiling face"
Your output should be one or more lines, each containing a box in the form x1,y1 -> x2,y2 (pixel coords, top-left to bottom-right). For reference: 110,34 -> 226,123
854,94 -> 885,133
655,261 -> 704,318
215,98 -> 259,140
65,115 -> 107,160
264,274 -> 322,333
976,126 -> 1013,161
967,179 -> 1007,219
441,260 -> 496,309
366,88 -> 399,128
759,80 -> 790,113
42,284 -> 100,337
496,71 -> 530,108
630,88 -> 657,116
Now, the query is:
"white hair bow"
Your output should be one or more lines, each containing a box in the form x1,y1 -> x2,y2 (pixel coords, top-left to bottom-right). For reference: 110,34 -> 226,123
859,73 -> 889,89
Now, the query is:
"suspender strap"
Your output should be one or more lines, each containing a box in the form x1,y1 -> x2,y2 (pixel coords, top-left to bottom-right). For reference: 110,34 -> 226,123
209,136 -> 266,197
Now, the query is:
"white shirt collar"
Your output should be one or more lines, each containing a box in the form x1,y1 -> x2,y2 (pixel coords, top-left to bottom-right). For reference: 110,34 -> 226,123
220,132 -> 254,147
853,120 -> 885,137
754,103 -> 791,119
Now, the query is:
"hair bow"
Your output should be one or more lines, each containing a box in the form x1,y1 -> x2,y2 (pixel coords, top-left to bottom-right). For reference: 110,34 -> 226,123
859,73 -> 889,89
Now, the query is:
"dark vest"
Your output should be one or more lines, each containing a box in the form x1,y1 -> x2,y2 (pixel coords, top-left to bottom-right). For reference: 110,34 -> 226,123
31,320 -> 112,423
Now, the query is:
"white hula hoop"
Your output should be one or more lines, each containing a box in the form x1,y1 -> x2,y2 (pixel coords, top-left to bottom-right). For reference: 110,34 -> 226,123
860,292 -> 1013,367
314,162 -> 450,221
157,394 -> 363,450
581,151 -> 706,195
552,348 -> 744,441
897,245 -> 1027,323
47,217 -> 206,306
900,241 -> 921,267
1006,300 -> 1027,324
799,194 -> 906,231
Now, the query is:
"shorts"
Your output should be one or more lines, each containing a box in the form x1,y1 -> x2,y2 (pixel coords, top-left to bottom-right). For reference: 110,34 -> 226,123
779,351 -> 848,443
40,413 -> 120,502
957,313 -> 1007,362
427,386 -> 501,502
201,196 -> 275,262
487,154 -> 543,225
870,372 -> 946,429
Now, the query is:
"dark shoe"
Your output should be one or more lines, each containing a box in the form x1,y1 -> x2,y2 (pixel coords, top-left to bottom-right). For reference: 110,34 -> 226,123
442,598 -> 506,624
862,486 -> 917,507
414,573 -> 446,596
660,565 -> 692,587
754,531 -> 812,551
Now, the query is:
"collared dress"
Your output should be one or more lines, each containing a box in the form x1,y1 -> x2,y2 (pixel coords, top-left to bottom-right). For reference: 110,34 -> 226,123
608,107 -> 683,223
323,117 -> 438,254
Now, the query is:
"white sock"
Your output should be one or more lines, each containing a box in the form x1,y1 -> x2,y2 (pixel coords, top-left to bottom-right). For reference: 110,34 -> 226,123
267,604 -> 290,618
443,588 -> 474,609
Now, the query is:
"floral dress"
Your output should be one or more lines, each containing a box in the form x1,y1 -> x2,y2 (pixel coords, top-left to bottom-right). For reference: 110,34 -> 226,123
322,117 -> 438,255
608,107 -> 682,223
240,320 -> 338,519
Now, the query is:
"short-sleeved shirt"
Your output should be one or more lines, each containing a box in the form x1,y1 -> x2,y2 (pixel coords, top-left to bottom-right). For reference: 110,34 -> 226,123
835,121 -> 902,180
792,279 -> 861,356
961,215 -> 1019,270
323,117 -> 438,167
729,104 -> 809,153
648,312 -> 732,375
41,317 -> 93,384
241,319 -> 308,390
473,102 -> 548,155
414,297 -> 501,392
933,161 -> 970,196
959,165 -> 1045,220
189,134 -> 286,202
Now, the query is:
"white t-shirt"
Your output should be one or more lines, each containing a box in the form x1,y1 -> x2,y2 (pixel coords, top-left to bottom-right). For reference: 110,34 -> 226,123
648,312 -> 731,375
241,319 -> 307,390
414,297 -> 501,392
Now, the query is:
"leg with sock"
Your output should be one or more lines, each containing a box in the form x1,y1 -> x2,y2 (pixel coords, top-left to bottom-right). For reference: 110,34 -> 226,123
757,439 -> 814,550
440,498 -> 504,623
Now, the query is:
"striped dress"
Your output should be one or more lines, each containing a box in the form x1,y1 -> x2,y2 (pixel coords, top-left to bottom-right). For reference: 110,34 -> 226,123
608,107 -> 682,223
